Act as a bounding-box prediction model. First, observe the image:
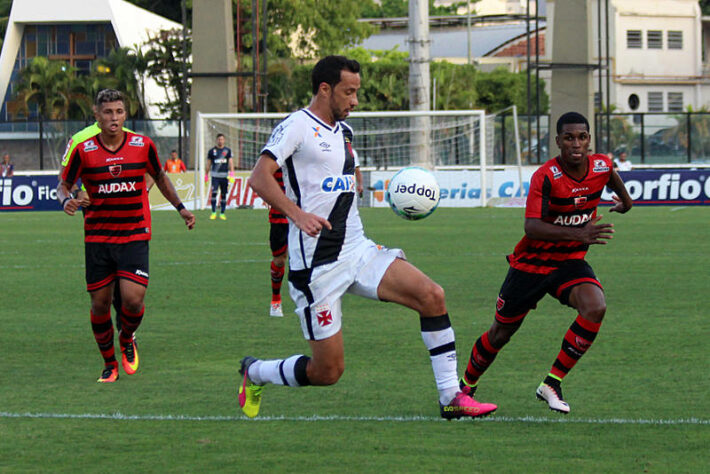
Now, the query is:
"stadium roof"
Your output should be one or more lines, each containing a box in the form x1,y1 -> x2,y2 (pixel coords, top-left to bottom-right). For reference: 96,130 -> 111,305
0,0 -> 181,118
357,21 -> 546,62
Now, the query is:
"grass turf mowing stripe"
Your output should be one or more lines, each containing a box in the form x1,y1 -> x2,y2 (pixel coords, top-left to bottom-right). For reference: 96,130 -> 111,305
2,412 -> 708,425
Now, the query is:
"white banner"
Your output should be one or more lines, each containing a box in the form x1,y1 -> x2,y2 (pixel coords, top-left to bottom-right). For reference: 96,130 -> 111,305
370,169 -> 535,208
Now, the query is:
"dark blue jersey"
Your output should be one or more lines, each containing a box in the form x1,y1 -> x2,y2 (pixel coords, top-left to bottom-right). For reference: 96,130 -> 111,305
207,146 -> 232,178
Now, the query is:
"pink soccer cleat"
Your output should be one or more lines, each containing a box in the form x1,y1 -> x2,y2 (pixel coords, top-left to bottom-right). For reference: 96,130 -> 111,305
440,391 -> 497,420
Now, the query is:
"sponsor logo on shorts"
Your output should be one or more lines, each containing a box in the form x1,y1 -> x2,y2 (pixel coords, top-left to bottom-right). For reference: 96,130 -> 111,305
135,269 -> 149,278
129,136 -> 145,147
496,296 -> 505,311
83,140 -> 98,152
315,304 -> 333,327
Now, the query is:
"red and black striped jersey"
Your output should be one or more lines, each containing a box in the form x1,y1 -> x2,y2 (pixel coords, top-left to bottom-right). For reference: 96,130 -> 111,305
268,168 -> 288,224
61,132 -> 161,244
508,153 -> 613,275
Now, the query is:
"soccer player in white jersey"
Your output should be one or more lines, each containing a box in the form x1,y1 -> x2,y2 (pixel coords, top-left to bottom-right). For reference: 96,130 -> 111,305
241,56 -> 497,419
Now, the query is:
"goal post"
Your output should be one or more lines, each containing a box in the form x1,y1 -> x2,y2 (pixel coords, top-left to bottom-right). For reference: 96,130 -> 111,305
195,109 -> 524,209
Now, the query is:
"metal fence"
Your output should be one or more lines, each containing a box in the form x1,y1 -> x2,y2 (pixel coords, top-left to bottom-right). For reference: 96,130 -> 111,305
491,112 -> 710,166
2,112 -> 709,171
0,119 -> 187,172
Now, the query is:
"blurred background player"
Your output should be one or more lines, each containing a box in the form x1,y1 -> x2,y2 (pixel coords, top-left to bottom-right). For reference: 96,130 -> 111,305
460,112 -> 633,414
613,151 -> 632,171
57,89 -> 195,383
164,149 -> 187,173
243,55 -> 497,420
206,133 -> 234,220
1,152 -> 14,177
268,167 -> 288,317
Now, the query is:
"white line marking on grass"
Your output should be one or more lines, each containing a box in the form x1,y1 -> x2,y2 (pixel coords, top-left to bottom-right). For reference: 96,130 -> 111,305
1,412 -> 708,425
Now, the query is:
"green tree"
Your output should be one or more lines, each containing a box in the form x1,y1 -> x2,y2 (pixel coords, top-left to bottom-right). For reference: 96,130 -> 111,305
0,0 -> 12,50
236,0 -> 375,59
95,47 -> 149,117
701,0 -> 710,15
143,29 -> 191,119
474,67 -> 548,114
13,57 -> 87,120
362,0 -> 474,18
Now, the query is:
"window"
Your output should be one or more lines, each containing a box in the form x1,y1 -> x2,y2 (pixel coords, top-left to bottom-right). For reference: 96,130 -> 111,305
667,92 -> 684,112
668,31 -> 683,49
647,30 -> 663,49
648,92 -> 664,112
594,92 -> 601,109
627,30 -> 642,49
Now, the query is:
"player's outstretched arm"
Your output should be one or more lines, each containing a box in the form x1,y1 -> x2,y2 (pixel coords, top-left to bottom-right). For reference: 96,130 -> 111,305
153,170 -> 195,229
525,216 -> 614,245
249,155 -> 331,237
607,169 -> 633,214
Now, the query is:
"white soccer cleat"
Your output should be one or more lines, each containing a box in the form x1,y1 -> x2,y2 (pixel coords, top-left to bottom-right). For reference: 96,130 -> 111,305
270,301 -> 283,317
536,381 -> 571,414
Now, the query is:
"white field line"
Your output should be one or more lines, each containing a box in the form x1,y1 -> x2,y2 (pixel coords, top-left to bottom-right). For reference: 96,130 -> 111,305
1,411 -> 707,425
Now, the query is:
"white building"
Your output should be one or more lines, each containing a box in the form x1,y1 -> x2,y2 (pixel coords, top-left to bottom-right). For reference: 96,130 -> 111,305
548,0 -> 708,112
0,0 -> 181,120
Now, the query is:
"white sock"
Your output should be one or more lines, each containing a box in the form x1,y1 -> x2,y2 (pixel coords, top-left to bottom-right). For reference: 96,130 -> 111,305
248,355 -> 310,387
420,315 -> 460,405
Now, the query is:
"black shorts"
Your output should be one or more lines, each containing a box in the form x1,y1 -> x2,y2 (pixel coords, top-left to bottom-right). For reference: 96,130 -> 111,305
85,241 -> 150,292
211,177 -> 228,196
269,222 -> 288,256
495,260 -> 602,325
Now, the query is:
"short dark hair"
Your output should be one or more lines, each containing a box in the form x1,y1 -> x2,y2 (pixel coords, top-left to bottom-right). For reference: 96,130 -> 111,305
95,89 -> 125,107
216,133 -> 225,139
311,55 -> 361,95
556,111 -> 590,134
171,149 -> 177,153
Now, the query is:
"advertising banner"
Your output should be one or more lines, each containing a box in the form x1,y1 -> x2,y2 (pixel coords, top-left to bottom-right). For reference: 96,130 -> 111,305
0,175 -> 61,211
600,169 -> 710,205
370,169 -> 535,208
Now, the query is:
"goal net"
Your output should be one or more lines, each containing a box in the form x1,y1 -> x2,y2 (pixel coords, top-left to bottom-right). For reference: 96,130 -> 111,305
195,109 -> 524,209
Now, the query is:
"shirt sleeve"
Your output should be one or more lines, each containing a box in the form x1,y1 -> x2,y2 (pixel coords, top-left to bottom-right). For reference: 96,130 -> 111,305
145,137 -> 162,177
524,168 -> 547,219
261,117 -> 303,167
61,147 -> 83,186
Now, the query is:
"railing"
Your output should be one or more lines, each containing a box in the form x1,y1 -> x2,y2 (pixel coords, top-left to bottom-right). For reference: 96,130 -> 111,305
492,112 -> 710,166
0,119 -> 188,171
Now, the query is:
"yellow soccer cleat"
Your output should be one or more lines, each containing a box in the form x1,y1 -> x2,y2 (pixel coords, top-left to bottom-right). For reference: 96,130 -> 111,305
238,356 -> 264,418
209,212 -> 217,220
219,214 -> 227,221
120,337 -> 139,375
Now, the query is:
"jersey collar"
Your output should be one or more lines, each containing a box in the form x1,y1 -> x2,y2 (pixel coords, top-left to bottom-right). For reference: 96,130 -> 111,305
303,108 -> 340,135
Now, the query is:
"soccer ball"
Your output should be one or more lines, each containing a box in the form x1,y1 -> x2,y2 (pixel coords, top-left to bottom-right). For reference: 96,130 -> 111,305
385,167 -> 440,220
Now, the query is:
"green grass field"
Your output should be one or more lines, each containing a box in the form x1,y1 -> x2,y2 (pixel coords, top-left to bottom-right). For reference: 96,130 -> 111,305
1,207 -> 708,472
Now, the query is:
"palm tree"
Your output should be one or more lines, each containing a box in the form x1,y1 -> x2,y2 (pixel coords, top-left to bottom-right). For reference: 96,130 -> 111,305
95,46 -> 148,117
13,57 -> 78,120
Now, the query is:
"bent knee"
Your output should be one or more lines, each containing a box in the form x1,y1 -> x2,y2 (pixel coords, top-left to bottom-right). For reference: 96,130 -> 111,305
309,362 -> 345,386
580,304 -> 606,323
419,282 -> 446,315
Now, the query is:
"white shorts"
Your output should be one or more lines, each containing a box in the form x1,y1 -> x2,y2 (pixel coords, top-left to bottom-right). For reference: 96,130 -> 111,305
288,239 -> 405,341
